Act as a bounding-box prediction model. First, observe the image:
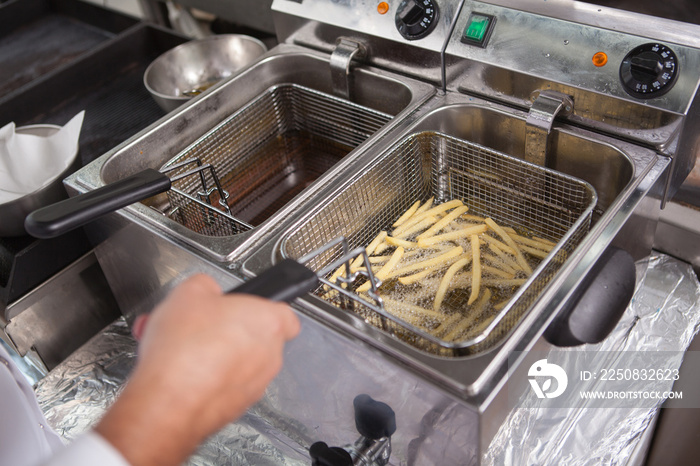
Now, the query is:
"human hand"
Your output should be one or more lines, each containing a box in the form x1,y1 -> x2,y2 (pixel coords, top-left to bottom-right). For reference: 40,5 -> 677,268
95,274 -> 300,466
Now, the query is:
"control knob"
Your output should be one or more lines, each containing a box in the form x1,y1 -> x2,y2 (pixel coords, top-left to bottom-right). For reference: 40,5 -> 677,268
395,0 -> 439,41
619,43 -> 679,98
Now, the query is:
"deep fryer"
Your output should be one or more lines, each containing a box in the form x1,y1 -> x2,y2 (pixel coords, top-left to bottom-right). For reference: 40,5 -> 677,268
56,0 -> 700,463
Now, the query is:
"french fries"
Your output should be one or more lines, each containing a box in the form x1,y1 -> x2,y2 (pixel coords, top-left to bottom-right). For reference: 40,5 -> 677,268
417,206 -> 469,240
519,245 -> 549,259
434,255 -> 471,311
508,232 -> 555,252
388,246 -> 463,278
392,199 -> 463,238
356,246 -> 404,292
398,268 -> 435,285
386,236 -> 417,248
413,197 -> 434,216
484,218 -> 533,276
392,200 -> 421,227
397,254 -> 464,285
482,264 -> 514,279
323,197 -> 553,345
417,224 -> 487,247
382,296 -> 443,320
393,216 -> 437,239
468,234 -> 481,305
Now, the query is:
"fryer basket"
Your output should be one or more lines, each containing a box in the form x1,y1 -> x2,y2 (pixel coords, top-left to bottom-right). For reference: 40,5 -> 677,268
280,131 -> 597,356
156,84 -> 392,236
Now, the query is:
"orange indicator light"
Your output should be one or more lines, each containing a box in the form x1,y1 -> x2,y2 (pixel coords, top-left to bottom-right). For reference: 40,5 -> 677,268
378,2 -> 389,15
592,52 -> 608,67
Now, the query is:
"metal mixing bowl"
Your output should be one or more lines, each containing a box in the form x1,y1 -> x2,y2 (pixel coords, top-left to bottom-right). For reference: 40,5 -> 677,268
143,34 -> 268,112
0,125 -> 80,237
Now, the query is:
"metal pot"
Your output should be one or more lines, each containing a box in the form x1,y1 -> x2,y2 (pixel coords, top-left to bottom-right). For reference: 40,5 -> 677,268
143,34 -> 268,112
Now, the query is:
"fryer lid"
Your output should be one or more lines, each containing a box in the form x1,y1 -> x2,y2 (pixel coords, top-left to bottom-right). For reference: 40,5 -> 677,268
280,131 -> 597,356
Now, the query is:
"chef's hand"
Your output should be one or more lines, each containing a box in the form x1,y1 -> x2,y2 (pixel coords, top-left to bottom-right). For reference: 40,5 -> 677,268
95,274 -> 300,466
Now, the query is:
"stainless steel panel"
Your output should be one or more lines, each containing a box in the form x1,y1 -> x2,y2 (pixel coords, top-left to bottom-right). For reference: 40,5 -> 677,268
446,2 -> 700,116
444,1 -> 700,200
271,0 -> 465,86
2,253 -> 121,370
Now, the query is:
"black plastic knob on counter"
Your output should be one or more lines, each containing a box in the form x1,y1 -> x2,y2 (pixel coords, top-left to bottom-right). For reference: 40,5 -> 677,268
630,55 -> 663,80
619,43 -> 678,98
395,0 -> 439,40
398,0 -> 424,33
310,442 -> 353,466
353,394 -> 396,440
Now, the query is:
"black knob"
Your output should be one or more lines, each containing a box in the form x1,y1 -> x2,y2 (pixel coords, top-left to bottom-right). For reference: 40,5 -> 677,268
395,0 -> 439,40
630,55 -> 663,80
309,442 -> 353,466
353,394 -> 397,440
620,43 -> 679,99
398,0 -> 425,33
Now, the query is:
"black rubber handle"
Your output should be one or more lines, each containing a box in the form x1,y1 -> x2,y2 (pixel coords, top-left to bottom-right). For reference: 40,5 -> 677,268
230,259 -> 319,302
544,246 -> 636,347
25,168 -> 171,239
309,442 -> 353,466
353,394 -> 397,440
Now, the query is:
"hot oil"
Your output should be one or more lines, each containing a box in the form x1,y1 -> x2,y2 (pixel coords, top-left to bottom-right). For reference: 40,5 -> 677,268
327,207 -> 549,345
208,129 -> 353,226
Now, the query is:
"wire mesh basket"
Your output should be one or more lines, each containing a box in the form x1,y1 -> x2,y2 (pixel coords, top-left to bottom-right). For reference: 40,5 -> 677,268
280,131 -> 597,356
156,84 -> 392,236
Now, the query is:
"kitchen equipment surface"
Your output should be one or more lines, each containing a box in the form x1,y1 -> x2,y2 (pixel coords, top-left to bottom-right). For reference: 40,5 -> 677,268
0,0 -> 138,99
57,0 -> 700,463
144,34 -> 268,112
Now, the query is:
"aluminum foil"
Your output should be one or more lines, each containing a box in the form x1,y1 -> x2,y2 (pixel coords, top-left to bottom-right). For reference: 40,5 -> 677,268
33,253 -> 700,465
35,319 -> 136,441
34,320 -> 307,465
484,253 -> 700,465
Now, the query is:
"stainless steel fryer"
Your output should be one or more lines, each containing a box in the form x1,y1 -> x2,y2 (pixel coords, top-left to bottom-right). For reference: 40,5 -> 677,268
57,0 -> 700,463
280,131 -> 596,356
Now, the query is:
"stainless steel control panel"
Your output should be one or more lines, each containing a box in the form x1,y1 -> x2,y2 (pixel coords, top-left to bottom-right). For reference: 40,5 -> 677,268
446,1 -> 700,114
272,0 -> 459,52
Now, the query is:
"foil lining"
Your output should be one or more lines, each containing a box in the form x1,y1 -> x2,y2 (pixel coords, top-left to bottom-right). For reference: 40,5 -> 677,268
484,253 -> 700,465
33,253 -> 700,465
35,320 -> 136,441
34,320 -> 307,465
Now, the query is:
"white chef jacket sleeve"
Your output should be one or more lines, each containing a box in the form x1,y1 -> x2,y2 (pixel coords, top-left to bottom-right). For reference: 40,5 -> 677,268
39,431 -> 131,466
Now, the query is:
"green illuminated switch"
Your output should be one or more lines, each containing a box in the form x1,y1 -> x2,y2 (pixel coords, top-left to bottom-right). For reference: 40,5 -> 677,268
461,13 -> 495,47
